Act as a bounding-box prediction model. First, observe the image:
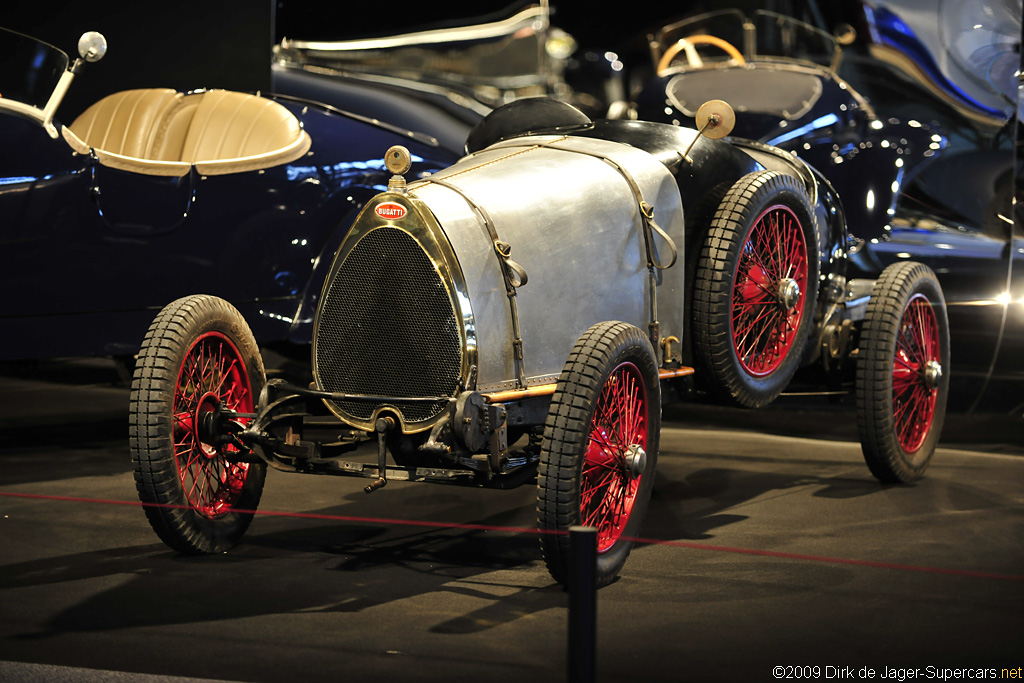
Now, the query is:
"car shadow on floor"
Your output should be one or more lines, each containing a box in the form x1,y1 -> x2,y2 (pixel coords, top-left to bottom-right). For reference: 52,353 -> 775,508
1,458 -> 878,639
0,499 -> 565,640
645,462 -> 887,542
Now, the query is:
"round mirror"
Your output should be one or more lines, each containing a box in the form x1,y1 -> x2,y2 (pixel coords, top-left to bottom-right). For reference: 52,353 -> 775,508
78,32 -> 107,63
834,23 -> 857,46
695,99 -> 735,139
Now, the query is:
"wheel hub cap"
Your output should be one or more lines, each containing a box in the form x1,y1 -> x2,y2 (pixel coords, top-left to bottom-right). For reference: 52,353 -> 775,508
777,278 -> 801,310
923,360 -> 942,390
624,444 -> 647,480
194,392 -> 222,459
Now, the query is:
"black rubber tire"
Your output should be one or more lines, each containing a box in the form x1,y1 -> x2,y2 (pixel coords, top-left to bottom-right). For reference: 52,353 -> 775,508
130,295 -> 266,553
856,262 -> 950,483
538,321 -> 660,588
693,171 -> 819,408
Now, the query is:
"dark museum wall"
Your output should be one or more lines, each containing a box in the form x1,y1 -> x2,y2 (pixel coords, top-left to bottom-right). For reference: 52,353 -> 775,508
2,0 -> 274,122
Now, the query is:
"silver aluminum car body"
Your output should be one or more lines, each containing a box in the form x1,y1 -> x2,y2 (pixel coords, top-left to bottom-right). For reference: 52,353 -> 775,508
413,135 -> 685,391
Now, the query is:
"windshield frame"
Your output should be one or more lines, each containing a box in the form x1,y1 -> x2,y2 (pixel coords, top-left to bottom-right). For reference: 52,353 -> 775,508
274,3 -> 567,109
0,27 -> 73,138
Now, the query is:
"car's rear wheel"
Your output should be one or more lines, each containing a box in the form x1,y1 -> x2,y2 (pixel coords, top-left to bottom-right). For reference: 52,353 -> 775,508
856,262 -> 949,483
693,171 -> 819,408
130,295 -> 266,553
538,321 -> 660,588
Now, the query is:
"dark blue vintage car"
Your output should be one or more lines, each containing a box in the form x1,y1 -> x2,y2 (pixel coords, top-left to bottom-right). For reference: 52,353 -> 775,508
0,26 -> 465,364
628,7 -> 1022,417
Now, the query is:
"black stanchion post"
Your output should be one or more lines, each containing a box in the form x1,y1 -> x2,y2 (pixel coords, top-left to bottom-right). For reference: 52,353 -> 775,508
568,525 -> 597,683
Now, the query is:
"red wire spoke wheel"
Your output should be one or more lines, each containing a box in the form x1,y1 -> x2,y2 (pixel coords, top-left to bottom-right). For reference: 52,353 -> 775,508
131,295 -> 267,553
731,204 -> 808,376
857,262 -> 950,483
539,322 -> 660,588
172,332 -> 254,518
891,294 -> 940,453
580,361 -> 648,552
694,171 -> 818,408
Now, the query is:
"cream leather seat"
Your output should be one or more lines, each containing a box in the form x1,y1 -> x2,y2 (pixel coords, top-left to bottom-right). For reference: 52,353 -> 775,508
65,88 -> 312,176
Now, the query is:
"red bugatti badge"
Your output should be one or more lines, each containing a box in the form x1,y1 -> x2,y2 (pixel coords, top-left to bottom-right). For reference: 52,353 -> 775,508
375,202 -> 407,220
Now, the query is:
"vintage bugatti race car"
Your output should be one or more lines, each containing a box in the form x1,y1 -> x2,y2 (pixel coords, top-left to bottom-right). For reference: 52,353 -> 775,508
130,93 -> 952,587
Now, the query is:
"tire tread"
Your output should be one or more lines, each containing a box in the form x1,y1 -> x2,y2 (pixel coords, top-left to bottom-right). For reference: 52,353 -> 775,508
129,295 -> 266,553
693,171 -> 819,408
538,322 -> 660,587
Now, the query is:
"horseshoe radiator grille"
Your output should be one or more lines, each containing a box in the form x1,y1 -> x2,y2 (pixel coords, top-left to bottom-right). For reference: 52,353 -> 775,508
314,227 -> 462,424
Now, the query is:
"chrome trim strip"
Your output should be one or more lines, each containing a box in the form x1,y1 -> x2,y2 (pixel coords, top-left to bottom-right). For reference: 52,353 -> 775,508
280,5 -> 546,52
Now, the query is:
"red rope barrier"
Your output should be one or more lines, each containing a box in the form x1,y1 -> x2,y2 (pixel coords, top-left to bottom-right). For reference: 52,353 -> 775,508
2,490 -> 1021,582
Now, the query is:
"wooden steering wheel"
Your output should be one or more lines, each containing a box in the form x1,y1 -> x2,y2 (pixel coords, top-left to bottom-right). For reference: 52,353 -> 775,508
657,34 -> 746,74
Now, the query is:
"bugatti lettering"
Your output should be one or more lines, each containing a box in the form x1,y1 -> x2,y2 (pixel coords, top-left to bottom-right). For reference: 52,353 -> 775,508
375,202 -> 407,220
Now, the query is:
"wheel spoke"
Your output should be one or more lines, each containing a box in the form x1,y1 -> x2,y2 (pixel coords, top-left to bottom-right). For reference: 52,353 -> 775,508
734,304 -> 793,372
745,238 -> 775,283
733,304 -> 782,356
578,362 -> 649,553
731,205 -> 807,376
890,294 -> 940,453
752,216 -> 780,280
581,469 -> 618,518
171,333 -> 254,518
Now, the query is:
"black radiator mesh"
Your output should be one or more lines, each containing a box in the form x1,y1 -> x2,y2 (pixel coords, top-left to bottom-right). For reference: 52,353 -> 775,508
315,227 -> 462,423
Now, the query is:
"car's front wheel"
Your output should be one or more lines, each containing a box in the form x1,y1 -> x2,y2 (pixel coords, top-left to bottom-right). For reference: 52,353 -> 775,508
130,295 -> 266,553
538,321 -> 660,588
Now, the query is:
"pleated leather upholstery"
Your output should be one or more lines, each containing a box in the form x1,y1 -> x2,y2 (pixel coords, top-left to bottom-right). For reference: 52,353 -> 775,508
69,88 -> 310,175
180,90 -> 303,162
69,88 -> 182,159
